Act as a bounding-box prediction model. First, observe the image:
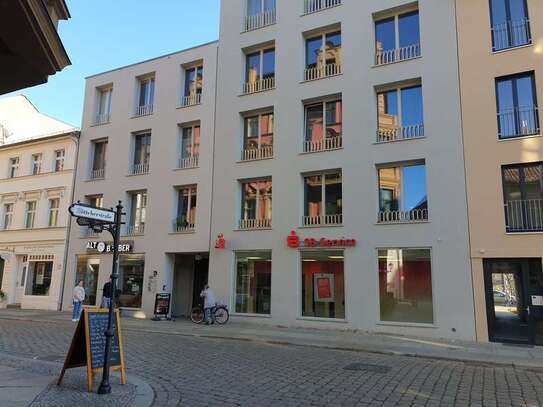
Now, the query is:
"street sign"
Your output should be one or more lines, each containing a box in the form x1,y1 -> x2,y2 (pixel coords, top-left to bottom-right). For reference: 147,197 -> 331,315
69,203 -> 116,224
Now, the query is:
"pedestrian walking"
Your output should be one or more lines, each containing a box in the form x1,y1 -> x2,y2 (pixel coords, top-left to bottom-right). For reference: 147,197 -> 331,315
72,280 -> 85,322
200,284 -> 216,325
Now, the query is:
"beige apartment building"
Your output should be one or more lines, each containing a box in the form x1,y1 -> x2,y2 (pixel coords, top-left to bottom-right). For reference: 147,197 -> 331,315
0,95 -> 79,310
62,43 -> 218,317
457,0 -> 543,345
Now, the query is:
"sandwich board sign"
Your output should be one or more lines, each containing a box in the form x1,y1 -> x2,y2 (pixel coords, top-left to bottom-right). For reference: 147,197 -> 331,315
69,203 -> 116,224
58,308 -> 126,392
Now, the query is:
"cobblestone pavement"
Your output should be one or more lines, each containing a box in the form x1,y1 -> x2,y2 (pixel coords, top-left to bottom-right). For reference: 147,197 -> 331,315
1,319 -> 543,407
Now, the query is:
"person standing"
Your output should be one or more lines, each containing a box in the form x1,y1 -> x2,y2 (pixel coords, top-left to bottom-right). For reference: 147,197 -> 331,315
72,280 -> 85,322
200,284 -> 216,325
101,278 -> 112,308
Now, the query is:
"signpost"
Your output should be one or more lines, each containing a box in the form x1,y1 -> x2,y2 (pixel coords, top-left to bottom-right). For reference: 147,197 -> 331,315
66,201 -> 125,395
152,293 -> 171,321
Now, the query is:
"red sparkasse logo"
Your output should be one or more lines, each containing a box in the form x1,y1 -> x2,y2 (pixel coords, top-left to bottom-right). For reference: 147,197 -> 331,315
286,231 -> 356,248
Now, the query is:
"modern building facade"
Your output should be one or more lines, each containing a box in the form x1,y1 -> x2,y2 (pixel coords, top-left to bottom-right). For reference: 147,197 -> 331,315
0,95 -> 79,310
62,42 -> 218,318
456,0 -> 543,344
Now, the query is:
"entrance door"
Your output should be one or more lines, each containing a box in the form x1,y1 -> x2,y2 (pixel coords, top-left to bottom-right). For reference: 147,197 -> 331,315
484,259 -> 533,344
192,257 -> 208,308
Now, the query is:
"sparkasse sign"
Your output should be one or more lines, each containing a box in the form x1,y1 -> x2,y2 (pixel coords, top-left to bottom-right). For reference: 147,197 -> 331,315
69,203 -> 116,224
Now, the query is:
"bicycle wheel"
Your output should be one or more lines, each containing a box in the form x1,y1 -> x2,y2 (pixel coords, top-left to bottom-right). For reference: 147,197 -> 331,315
190,306 -> 205,324
214,306 -> 229,325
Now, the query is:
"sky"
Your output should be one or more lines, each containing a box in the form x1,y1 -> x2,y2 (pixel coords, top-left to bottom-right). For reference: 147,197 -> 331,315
1,0 -> 220,127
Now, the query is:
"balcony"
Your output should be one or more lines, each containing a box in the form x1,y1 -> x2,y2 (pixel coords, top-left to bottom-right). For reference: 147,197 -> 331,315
130,163 -> 149,176
491,19 -> 531,52
304,63 -> 341,82
241,146 -> 273,161
125,224 -> 145,236
303,136 -> 342,153
180,93 -> 202,108
505,200 -> 543,233
242,77 -> 275,95
378,209 -> 428,224
173,220 -> 195,234
93,113 -> 110,126
239,218 -> 272,230
303,0 -> 341,15
134,104 -> 153,117
377,125 -> 424,143
177,155 -> 199,169
375,44 -> 421,66
89,168 -> 105,180
497,106 -> 539,139
302,214 -> 342,227
244,9 -> 276,32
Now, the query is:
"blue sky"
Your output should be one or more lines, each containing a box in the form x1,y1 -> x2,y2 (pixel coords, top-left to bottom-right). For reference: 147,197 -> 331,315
2,0 -> 220,127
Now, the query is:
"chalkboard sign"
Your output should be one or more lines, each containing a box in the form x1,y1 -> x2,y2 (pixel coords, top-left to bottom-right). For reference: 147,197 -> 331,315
154,293 -> 171,316
58,309 -> 126,392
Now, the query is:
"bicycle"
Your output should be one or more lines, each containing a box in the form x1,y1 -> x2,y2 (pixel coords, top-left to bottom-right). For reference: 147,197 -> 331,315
190,303 -> 229,324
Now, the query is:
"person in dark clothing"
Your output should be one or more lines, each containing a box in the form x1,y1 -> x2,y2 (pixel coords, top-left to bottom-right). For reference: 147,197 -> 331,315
101,278 -> 120,308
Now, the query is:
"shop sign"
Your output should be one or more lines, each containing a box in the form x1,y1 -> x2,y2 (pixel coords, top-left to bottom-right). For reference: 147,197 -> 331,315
286,231 -> 356,249
69,203 -> 116,224
86,241 -> 133,254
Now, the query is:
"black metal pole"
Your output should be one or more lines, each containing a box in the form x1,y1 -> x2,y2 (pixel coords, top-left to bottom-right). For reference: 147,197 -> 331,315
98,201 -> 123,395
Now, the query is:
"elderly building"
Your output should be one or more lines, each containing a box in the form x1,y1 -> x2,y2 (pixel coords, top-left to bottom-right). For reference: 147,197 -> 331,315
0,95 -> 79,310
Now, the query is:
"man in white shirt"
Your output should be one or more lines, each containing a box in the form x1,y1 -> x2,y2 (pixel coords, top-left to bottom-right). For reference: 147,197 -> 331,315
72,280 -> 85,321
200,284 -> 216,325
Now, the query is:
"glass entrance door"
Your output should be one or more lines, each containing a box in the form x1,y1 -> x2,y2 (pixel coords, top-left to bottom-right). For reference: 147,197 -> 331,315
484,259 -> 532,344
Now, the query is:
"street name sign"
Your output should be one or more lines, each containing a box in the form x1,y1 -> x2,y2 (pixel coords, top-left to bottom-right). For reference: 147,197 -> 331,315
69,203 -> 116,224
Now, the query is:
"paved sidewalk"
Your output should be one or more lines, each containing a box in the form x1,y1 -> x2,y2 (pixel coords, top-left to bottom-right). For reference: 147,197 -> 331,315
0,308 -> 542,370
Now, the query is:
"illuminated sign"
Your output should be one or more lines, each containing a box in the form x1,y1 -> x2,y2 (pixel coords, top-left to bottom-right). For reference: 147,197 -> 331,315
286,231 -> 356,249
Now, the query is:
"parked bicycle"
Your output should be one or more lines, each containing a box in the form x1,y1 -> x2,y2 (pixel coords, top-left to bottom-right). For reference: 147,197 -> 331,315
190,302 -> 229,324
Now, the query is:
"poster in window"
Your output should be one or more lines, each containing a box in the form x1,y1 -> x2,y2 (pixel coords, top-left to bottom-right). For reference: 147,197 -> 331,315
36,263 -> 45,285
314,273 -> 335,303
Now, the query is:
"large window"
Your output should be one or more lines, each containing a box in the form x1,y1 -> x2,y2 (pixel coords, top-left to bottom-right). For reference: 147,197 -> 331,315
175,186 -> 197,232
301,250 -> 345,319
91,139 -> 107,179
247,0 -> 275,16
304,100 -> 342,152
502,162 -> 543,232
378,248 -> 433,324
242,112 -> 273,160
378,163 -> 428,223
375,10 -> 420,65
8,157 -> 19,178
48,198 -> 60,227
128,191 -> 147,235
118,254 -> 145,308
25,261 -> 53,296
496,72 -> 539,139
305,31 -> 342,80
240,179 -> 272,229
179,124 -> 200,168
132,132 -> 151,174
96,86 -> 112,124
31,153 -> 42,175
490,0 -> 531,51
377,84 -> 424,142
234,251 -> 271,315
303,172 -> 342,226
75,256 -> 100,305
184,65 -> 203,100
2,203 -> 13,230
136,76 -> 155,116
25,201 -> 37,228
87,194 -> 103,208
244,48 -> 275,94
54,149 -> 65,172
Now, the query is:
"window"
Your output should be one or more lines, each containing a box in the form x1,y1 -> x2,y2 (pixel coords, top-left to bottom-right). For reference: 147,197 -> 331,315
303,171 -> 342,226
118,254 -> 145,308
305,31 -> 342,80
54,149 -> 65,172
25,201 -> 37,228
25,261 -> 53,296
96,87 -> 112,124
178,125 -> 200,168
132,132 -> 151,174
243,48 -> 275,94
48,198 -> 59,227
242,112 -> 273,160
235,251 -> 271,315
301,250 -> 345,319
378,163 -> 428,223
75,256 -> 100,305
304,99 -> 342,152
128,191 -> 147,235
502,162 -> 543,232
175,186 -> 197,232
2,203 -> 13,230
87,195 -> 103,208
377,84 -> 424,142
182,65 -> 203,106
496,72 -> 539,139
8,157 -> 19,178
490,0 -> 531,51
245,0 -> 276,31
90,139 -> 107,179
136,76 -> 155,116
375,10 -> 420,65
31,153 -> 42,175
240,179 -> 272,229
378,248 -> 433,323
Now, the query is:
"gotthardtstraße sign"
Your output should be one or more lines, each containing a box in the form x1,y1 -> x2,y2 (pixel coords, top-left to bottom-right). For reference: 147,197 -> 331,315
69,203 -> 116,224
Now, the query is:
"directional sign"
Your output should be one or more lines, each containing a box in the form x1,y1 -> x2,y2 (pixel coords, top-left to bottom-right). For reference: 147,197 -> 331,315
69,203 -> 116,224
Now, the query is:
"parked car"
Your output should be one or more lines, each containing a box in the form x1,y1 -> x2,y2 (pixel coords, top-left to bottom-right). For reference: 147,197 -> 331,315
493,290 -> 517,306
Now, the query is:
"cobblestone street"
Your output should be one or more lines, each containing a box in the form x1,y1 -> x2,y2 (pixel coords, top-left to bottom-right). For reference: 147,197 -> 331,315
1,318 -> 543,407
